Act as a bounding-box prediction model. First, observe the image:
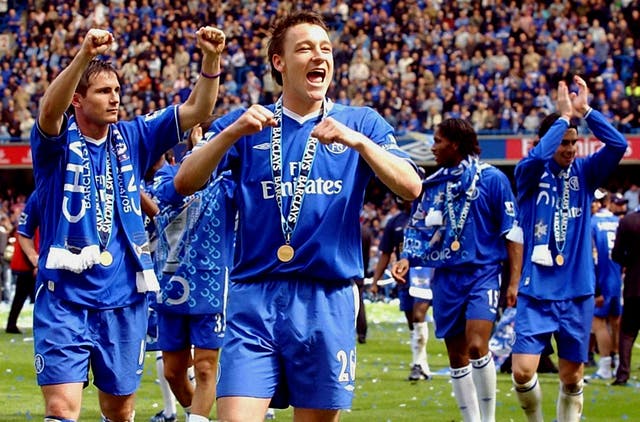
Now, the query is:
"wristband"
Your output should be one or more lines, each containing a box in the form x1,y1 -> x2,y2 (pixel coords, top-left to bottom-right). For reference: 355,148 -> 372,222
200,70 -> 222,79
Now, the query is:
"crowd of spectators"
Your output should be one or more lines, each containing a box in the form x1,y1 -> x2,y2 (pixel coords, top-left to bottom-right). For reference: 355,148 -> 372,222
1,0 -> 640,142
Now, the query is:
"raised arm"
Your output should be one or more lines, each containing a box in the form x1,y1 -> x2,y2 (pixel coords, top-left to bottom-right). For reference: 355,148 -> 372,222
177,26 -> 226,132
568,75 -> 628,187
514,80 -> 574,200
38,29 -> 114,136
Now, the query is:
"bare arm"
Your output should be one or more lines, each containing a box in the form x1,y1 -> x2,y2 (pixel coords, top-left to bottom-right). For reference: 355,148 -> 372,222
18,234 -> 38,268
370,251 -> 392,295
38,29 -> 114,136
140,190 -> 159,217
356,140 -> 422,201
505,239 -> 523,308
177,26 -> 226,132
311,118 -> 422,200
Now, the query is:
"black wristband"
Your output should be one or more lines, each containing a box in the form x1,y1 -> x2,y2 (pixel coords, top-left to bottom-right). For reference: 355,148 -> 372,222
200,70 -> 222,79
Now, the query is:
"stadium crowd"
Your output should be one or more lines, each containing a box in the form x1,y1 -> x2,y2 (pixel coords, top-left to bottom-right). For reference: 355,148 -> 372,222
1,0 -> 640,144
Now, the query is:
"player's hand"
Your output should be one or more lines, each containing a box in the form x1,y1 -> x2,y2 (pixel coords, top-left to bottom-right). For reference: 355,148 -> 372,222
82,29 -> 114,57
556,80 -> 572,120
391,258 -> 410,284
570,75 -> 590,117
189,125 -> 203,145
227,104 -> 277,138
312,117 -> 365,149
196,26 -> 226,56
370,281 -> 378,295
594,294 -> 604,307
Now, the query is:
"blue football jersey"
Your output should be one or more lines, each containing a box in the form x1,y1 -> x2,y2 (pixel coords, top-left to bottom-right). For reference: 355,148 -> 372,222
378,211 -> 409,256
591,209 -> 623,297
515,111 -> 627,300
31,106 -> 182,308
208,101 -> 415,282
402,165 -> 517,269
153,170 -> 235,315
18,192 -> 40,239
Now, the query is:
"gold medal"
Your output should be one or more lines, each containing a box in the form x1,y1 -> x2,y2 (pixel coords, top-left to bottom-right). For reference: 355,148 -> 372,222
277,244 -> 295,263
100,250 -> 113,267
451,240 -> 461,251
555,254 -> 564,266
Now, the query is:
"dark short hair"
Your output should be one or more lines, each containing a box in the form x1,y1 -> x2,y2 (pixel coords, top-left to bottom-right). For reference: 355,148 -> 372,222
538,112 -> 578,139
76,59 -> 119,96
436,118 -> 481,157
267,10 -> 329,86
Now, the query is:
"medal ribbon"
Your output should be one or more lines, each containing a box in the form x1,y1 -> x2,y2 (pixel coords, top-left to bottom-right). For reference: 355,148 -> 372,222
553,168 -> 570,255
445,160 -> 479,242
92,138 -> 114,248
270,97 -> 326,245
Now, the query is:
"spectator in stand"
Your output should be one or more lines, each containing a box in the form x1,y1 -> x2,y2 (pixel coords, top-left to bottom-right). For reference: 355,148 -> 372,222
615,98 -> 636,133
522,108 -> 541,133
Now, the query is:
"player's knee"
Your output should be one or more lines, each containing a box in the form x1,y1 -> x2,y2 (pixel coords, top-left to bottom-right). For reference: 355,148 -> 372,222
467,340 -> 488,359
163,362 -> 188,384
194,359 -> 217,383
44,397 -> 79,420
100,395 -> 135,422
511,364 -> 537,384
559,371 -> 584,389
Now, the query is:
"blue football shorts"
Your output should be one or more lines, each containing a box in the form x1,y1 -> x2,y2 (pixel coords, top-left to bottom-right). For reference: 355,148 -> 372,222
512,294 -> 595,363
146,307 -> 161,352
216,279 -> 358,409
399,266 -> 432,312
157,311 -> 225,351
398,285 -> 430,312
33,287 -> 147,395
593,295 -> 622,318
431,265 -> 501,339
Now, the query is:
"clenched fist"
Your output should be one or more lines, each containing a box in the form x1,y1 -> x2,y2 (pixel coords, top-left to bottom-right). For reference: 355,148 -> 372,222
196,26 -> 226,56
82,28 -> 114,58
